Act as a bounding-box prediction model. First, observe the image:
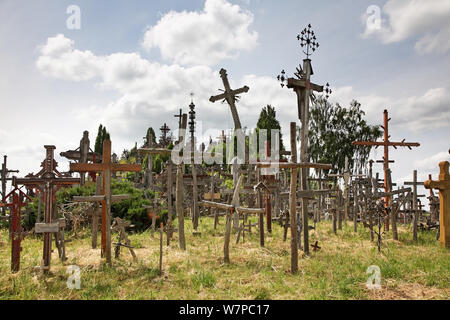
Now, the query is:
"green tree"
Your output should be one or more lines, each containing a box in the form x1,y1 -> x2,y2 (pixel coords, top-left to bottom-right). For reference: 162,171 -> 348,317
94,124 -> 110,155
256,105 -> 285,157
309,97 -> 382,174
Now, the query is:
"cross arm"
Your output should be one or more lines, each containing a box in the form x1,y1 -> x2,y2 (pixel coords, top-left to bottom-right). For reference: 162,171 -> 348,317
287,78 -> 323,92
111,163 -> 142,172
73,194 -> 131,203
70,163 -> 104,173
256,162 -> 332,170
138,148 -> 172,156
15,177 -> 80,186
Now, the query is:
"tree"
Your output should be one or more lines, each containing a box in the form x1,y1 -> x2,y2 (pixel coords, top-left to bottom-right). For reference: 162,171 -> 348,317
94,124 -> 110,155
256,105 -> 285,156
309,97 -> 382,174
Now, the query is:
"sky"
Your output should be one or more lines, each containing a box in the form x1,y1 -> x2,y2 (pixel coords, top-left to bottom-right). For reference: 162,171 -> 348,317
0,0 -> 449,199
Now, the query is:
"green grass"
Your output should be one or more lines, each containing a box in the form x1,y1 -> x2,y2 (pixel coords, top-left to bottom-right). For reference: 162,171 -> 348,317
0,217 -> 448,300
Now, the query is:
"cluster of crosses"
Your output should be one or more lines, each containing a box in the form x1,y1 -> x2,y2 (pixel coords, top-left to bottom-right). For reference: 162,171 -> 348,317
1,24 -> 449,276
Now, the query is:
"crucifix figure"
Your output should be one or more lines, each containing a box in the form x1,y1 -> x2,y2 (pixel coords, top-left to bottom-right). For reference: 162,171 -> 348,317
277,24 -> 331,255
16,146 -> 80,273
209,68 -> 249,130
70,139 -> 141,265
352,109 -> 420,229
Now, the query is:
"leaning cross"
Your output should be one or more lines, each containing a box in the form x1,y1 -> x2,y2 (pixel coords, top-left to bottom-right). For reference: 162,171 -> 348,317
15,146 -> 80,273
70,139 -> 141,265
425,161 -> 450,248
209,68 -> 249,130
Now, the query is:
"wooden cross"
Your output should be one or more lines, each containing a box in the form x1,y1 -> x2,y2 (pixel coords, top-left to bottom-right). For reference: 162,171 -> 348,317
174,109 -> 183,134
278,26 -> 328,256
209,68 -> 249,130
159,123 -> 171,147
60,131 -> 99,186
70,139 -> 141,265
404,170 -> 425,240
352,109 -> 420,215
425,161 -> 450,248
0,178 -> 31,272
257,122 -> 332,273
15,146 -> 80,272
112,217 -> 136,260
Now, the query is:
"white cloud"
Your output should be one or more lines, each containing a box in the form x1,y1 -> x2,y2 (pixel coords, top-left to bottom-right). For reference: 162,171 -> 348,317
141,0 -> 258,66
330,86 -> 450,131
362,0 -> 450,54
414,151 -> 450,171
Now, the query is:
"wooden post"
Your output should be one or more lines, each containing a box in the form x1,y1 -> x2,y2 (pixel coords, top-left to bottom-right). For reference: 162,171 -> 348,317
224,208 -> 232,263
167,161 -> 173,245
425,161 -> 450,248
289,122 -> 298,273
92,176 -> 101,249
176,164 -> 186,250
159,222 -> 163,276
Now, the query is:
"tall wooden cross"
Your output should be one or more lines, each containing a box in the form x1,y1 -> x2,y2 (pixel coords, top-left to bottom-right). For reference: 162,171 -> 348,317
174,108 -> 183,135
15,146 -> 80,273
425,161 -> 450,248
60,131 -> 100,186
70,139 -> 141,265
1,177 -> 31,272
209,68 -> 249,130
277,24 -> 330,255
352,109 -> 420,226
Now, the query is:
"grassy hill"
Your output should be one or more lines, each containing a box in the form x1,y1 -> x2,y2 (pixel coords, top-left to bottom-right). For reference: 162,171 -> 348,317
0,218 -> 449,300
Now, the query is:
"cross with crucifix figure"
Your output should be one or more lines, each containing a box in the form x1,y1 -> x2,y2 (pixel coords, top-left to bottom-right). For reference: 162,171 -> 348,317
60,131 -> 100,186
277,24 -> 331,256
15,146 -> 80,273
0,177 -> 31,272
353,109 -> 420,229
70,139 -> 141,265
210,68 -> 249,130
159,123 -> 171,147
175,108 -> 183,135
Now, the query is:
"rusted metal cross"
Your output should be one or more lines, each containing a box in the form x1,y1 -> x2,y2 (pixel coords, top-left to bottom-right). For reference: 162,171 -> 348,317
16,145 -> 80,273
209,68 -> 249,130
425,161 -> 450,248
1,155 -> 19,218
70,139 -> 141,265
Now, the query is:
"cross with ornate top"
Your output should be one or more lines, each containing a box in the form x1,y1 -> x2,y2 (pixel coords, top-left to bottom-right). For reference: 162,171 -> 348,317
425,161 -> 450,248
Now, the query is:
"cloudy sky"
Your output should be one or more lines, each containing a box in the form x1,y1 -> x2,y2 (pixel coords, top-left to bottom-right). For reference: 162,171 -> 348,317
0,0 -> 449,198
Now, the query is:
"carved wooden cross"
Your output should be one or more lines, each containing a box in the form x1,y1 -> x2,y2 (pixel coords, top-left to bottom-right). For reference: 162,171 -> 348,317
425,161 -> 450,248
16,146 -> 80,272
209,68 -> 249,130
1,178 -> 31,272
159,123 -> 171,147
70,139 -> 141,265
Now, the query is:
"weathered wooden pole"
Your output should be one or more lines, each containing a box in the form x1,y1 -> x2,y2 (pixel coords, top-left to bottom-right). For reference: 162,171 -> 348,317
289,122 -> 298,273
159,222 -> 163,275
224,207 -> 233,264
425,161 -> 450,248
92,176 -> 101,249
